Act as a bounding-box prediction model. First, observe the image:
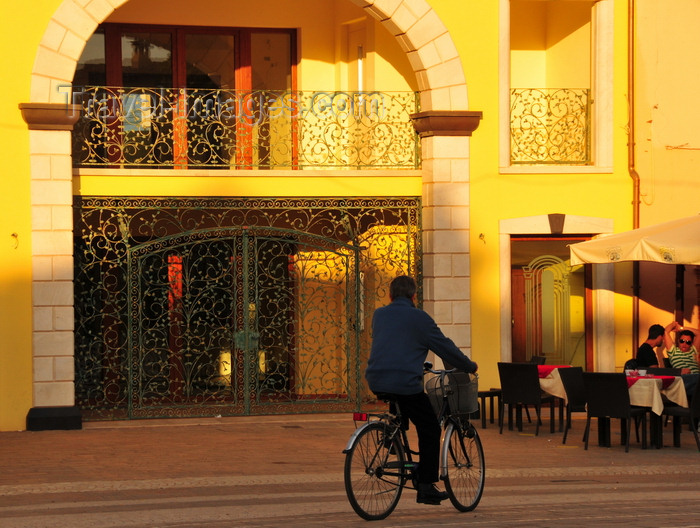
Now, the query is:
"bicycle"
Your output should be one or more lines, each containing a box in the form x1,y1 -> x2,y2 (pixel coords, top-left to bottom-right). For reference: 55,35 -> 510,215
342,363 -> 485,520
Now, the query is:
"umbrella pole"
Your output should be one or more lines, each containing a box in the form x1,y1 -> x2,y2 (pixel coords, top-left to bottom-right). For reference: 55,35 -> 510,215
633,262 -> 639,356
675,265 -> 685,324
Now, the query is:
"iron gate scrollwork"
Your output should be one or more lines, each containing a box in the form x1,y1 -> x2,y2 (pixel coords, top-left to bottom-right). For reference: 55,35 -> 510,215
74,197 -> 421,420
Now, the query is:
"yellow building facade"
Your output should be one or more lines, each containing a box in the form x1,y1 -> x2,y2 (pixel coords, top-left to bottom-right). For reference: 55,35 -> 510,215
1,0 -> 698,431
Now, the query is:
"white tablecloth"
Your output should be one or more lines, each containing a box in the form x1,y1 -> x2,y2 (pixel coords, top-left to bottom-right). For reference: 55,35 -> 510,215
539,368 -> 568,401
628,376 -> 688,415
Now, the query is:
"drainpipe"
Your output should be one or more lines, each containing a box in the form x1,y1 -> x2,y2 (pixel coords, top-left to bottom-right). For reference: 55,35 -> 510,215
629,0 -> 640,230
628,0 -> 641,352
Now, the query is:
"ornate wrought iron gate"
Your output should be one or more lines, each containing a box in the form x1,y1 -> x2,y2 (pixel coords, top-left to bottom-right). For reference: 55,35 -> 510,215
74,197 -> 421,420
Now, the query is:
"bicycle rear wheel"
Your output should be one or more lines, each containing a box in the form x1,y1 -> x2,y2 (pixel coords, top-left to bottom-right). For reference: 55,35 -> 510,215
442,420 -> 485,511
344,422 -> 406,520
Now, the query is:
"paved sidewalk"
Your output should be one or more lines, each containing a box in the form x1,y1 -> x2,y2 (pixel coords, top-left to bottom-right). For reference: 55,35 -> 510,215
1,413 -> 699,527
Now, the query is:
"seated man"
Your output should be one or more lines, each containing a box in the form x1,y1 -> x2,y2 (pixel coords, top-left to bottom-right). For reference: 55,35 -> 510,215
664,322 -> 700,373
636,324 -> 665,368
663,321 -> 700,400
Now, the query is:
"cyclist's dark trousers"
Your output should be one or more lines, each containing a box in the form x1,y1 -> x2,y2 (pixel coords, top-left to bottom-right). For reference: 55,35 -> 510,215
391,391 -> 441,484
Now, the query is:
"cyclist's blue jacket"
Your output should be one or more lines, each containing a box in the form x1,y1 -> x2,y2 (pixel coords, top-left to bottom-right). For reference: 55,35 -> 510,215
365,296 -> 478,395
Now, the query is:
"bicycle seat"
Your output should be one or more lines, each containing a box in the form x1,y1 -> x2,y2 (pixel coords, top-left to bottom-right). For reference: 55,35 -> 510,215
373,393 -> 409,430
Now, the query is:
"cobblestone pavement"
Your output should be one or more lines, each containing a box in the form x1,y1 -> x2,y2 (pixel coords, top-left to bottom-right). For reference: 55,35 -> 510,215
1,413 -> 699,527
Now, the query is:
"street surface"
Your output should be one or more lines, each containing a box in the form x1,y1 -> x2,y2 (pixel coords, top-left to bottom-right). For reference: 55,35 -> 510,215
1,413 -> 699,527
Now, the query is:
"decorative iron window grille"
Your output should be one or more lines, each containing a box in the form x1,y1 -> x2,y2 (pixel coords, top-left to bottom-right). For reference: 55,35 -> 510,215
510,88 -> 591,165
71,87 -> 420,169
73,196 -> 421,420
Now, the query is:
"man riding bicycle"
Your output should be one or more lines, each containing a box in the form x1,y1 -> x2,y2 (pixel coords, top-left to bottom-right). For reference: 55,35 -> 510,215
364,275 -> 478,505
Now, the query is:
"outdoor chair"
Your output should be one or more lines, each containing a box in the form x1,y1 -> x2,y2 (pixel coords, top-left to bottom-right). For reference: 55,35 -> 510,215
662,377 -> 700,451
648,367 -> 683,426
558,366 -> 586,444
623,358 -> 639,371
498,362 -> 556,436
520,356 -> 547,422
582,372 -> 647,452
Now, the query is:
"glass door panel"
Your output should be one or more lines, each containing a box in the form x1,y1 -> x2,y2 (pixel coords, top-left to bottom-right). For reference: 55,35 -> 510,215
74,27 -> 106,86
72,24 -> 295,168
121,31 -> 173,87
251,32 -> 291,90
250,32 -> 293,167
186,33 -> 235,89
185,33 -> 236,166
119,32 -> 174,165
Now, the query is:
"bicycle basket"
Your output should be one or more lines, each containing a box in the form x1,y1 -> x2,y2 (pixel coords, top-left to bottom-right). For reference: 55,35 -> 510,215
425,372 -> 479,417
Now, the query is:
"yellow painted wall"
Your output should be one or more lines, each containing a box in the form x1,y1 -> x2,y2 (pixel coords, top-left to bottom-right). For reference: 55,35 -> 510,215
0,1 -> 66,430
511,1 -> 591,88
511,1 -> 547,87
74,171 -> 422,197
635,0 -> 700,225
632,0 -> 700,336
545,2 -> 592,88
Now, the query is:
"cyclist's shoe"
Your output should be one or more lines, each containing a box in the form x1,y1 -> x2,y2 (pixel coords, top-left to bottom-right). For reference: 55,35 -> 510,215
416,483 -> 449,505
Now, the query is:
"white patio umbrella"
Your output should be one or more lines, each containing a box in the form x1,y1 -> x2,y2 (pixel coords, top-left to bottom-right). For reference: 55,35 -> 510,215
569,213 -> 700,328
569,214 -> 700,266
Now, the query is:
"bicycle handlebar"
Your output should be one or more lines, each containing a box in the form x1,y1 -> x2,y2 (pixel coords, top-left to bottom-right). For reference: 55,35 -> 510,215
423,361 -> 477,378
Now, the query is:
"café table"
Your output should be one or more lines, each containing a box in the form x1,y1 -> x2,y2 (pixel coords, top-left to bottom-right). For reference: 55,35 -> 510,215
538,365 -> 570,401
538,365 -> 570,431
595,374 -> 689,448
627,375 -> 688,413
627,374 -> 688,448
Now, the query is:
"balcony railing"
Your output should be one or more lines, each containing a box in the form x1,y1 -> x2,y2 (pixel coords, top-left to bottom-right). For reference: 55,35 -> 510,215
510,88 -> 591,165
71,87 -> 420,170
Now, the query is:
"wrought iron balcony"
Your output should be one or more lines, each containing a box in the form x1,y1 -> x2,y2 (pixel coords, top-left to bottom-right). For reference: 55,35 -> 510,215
71,87 -> 420,170
510,88 -> 591,165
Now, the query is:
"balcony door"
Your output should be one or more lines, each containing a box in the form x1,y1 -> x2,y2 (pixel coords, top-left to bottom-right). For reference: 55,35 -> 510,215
73,24 -> 295,168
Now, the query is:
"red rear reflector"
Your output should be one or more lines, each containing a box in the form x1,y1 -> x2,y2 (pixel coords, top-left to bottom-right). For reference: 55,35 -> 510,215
353,412 -> 368,421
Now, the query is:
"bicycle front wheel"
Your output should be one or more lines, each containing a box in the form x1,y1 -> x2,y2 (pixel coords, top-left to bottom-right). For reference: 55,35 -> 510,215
344,422 -> 406,520
442,420 -> 485,511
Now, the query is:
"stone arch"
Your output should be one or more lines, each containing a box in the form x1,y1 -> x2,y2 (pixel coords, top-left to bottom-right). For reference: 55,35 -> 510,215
24,0 -> 475,421
30,0 -> 468,109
